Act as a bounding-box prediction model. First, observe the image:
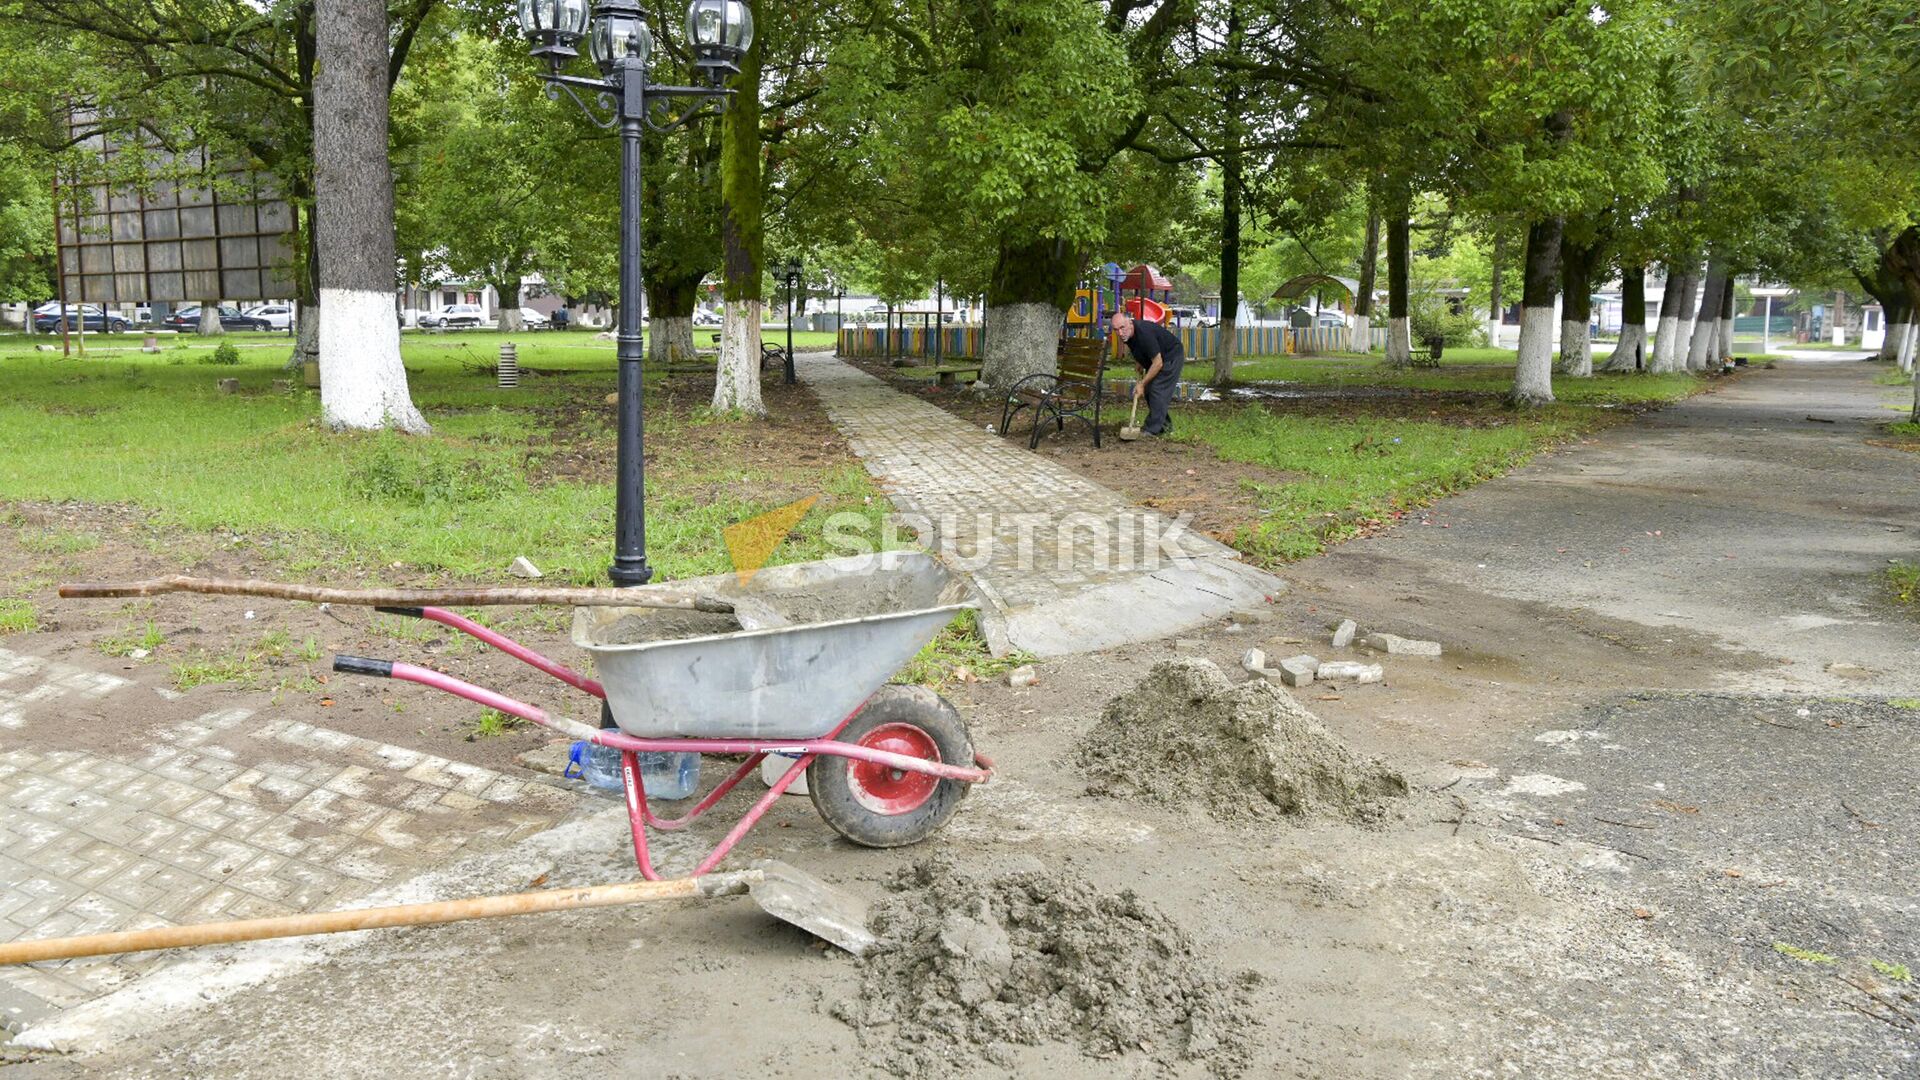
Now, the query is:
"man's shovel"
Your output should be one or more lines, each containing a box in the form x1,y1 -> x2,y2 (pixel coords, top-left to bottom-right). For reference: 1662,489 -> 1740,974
0,861 -> 877,964
1119,397 -> 1143,441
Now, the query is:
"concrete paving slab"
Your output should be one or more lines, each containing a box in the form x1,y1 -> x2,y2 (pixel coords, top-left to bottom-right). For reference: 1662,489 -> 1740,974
797,351 -> 1286,656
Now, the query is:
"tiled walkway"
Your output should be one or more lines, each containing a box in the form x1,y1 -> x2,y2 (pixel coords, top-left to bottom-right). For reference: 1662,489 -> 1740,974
796,352 -> 1284,655
0,647 -> 581,1033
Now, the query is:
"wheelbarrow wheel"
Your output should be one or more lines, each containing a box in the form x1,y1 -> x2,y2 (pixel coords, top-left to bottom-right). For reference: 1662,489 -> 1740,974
808,684 -> 972,848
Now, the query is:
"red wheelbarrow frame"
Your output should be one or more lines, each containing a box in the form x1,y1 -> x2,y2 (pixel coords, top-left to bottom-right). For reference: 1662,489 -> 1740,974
335,605 -> 992,880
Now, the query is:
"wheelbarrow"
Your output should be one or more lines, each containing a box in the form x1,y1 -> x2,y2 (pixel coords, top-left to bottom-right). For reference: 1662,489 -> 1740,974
330,551 -> 993,882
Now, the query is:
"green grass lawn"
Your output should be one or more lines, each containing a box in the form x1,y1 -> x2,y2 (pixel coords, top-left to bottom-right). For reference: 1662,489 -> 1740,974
1193,351 -> 1709,405
0,331 -> 883,585
1165,350 -> 1719,562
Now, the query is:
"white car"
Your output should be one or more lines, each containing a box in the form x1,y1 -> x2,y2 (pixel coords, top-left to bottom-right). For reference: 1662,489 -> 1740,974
691,308 -> 722,327
245,303 -> 296,330
517,307 -> 550,329
419,303 -> 485,328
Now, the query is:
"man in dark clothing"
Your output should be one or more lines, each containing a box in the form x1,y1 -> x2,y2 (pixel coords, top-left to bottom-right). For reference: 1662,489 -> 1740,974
1111,310 -> 1184,436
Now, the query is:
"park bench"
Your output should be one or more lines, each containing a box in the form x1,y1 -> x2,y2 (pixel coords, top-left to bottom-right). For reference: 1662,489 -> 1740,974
930,361 -> 982,386
997,336 -> 1109,449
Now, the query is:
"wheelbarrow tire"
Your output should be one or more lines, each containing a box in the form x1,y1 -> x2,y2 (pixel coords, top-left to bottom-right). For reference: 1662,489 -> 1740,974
808,684 -> 972,848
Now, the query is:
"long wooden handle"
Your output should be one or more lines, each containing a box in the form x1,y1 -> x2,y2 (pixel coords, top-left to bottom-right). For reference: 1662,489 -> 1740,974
0,871 -> 761,965
58,575 -> 735,613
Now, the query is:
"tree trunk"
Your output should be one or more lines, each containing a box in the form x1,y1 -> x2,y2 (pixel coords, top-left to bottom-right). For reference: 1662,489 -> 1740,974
1485,228 -> 1505,349
1600,265 -> 1646,372
492,280 -> 523,332
1351,209 -> 1379,353
1651,265 -> 1684,372
714,0 -> 766,415
1892,225 -> 1920,419
1211,3 -> 1243,387
313,0 -> 427,433
1511,216 -> 1563,405
1879,307 -> 1909,364
1685,260 -> 1726,372
197,300 -> 223,336
647,272 -> 702,368
981,236 -> 1076,388
1556,233 -> 1594,377
1383,211 -> 1412,367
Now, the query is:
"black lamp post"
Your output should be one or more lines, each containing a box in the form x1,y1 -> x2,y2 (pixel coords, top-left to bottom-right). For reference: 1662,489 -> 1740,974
778,257 -> 802,385
515,0 -> 751,587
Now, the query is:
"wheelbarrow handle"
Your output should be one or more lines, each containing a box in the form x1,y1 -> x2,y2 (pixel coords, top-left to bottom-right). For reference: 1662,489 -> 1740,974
333,655 -> 395,679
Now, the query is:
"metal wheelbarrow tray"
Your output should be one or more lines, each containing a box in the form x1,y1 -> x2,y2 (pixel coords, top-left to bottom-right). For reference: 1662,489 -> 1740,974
332,552 -> 993,880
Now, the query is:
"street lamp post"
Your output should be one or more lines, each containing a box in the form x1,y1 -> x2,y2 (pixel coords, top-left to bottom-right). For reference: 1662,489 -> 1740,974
515,0 -> 752,587
778,258 -> 801,385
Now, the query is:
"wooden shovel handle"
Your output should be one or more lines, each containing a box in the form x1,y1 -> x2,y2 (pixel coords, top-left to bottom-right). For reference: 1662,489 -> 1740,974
0,871 -> 761,965
57,575 -> 735,613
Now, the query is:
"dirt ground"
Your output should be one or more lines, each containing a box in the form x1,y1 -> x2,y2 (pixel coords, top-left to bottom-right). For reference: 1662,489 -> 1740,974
5,360 -> 1917,1077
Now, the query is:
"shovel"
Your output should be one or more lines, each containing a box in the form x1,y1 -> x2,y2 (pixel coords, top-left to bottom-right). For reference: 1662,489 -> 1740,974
1119,397 -> 1142,441
0,861 -> 877,965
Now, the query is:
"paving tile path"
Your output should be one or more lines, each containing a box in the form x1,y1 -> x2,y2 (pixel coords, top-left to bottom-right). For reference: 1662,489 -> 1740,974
796,351 -> 1284,655
0,646 -> 582,1034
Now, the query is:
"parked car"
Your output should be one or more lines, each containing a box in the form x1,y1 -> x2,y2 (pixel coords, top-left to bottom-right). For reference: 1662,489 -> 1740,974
32,303 -> 132,333
244,303 -> 296,330
163,304 -> 272,332
516,307 -> 550,329
1315,311 -> 1351,330
418,303 -> 485,328
691,308 -> 722,327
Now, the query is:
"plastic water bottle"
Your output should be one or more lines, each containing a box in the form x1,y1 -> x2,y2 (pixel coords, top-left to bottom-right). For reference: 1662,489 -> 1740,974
639,750 -> 701,801
566,742 -> 700,800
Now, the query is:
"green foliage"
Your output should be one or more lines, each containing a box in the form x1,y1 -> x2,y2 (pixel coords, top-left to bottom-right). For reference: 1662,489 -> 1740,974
1872,960 -> 1912,982
898,610 -> 1031,690
1771,942 -> 1838,965
203,341 -> 241,366
468,708 -> 528,739
1887,561 -> 1920,606
0,596 -> 38,635
1410,299 -> 1486,350
97,620 -> 165,658
1173,405 -> 1591,562
345,434 -> 525,508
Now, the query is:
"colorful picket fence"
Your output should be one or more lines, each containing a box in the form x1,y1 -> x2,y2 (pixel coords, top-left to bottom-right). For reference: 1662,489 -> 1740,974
835,321 -> 1392,362
837,326 -> 986,360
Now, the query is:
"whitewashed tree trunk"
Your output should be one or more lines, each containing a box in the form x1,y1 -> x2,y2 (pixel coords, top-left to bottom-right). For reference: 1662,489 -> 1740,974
1348,312 -> 1371,353
1211,315 -> 1237,385
1383,316 -> 1412,367
981,302 -> 1061,387
197,301 -> 223,336
1557,318 -> 1591,376
1879,314 -> 1908,363
495,292 -> 524,332
1686,264 -> 1724,372
714,300 -> 766,415
1485,315 -> 1504,350
313,0 -> 428,434
1599,323 -> 1646,372
1651,312 -> 1679,371
1900,319 -> 1917,374
1513,306 -> 1557,404
1716,309 -> 1733,361
649,315 -> 695,367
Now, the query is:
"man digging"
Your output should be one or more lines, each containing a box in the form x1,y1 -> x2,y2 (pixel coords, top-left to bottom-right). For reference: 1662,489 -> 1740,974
1112,309 -> 1184,438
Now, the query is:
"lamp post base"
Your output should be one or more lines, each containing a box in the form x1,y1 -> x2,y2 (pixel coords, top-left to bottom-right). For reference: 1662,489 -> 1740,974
608,560 -> 655,587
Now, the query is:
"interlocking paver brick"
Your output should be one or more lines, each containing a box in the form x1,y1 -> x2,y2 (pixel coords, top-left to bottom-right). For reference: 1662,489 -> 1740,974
0,695 -> 583,1016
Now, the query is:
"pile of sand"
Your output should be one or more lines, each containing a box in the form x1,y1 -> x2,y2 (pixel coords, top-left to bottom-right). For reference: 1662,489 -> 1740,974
1077,658 -> 1408,823
833,858 -> 1253,1076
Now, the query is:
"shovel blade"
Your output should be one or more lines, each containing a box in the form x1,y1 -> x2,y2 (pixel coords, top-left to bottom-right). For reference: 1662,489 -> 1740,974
749,860 -> 876,956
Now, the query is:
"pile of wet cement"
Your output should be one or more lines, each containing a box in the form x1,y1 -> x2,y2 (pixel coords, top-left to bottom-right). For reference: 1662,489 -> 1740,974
833,858 -> 1254,1076
1078,658 -> 1408,824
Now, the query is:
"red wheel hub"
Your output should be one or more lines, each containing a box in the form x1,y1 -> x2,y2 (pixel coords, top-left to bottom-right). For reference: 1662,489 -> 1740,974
847,723 -> 941,814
